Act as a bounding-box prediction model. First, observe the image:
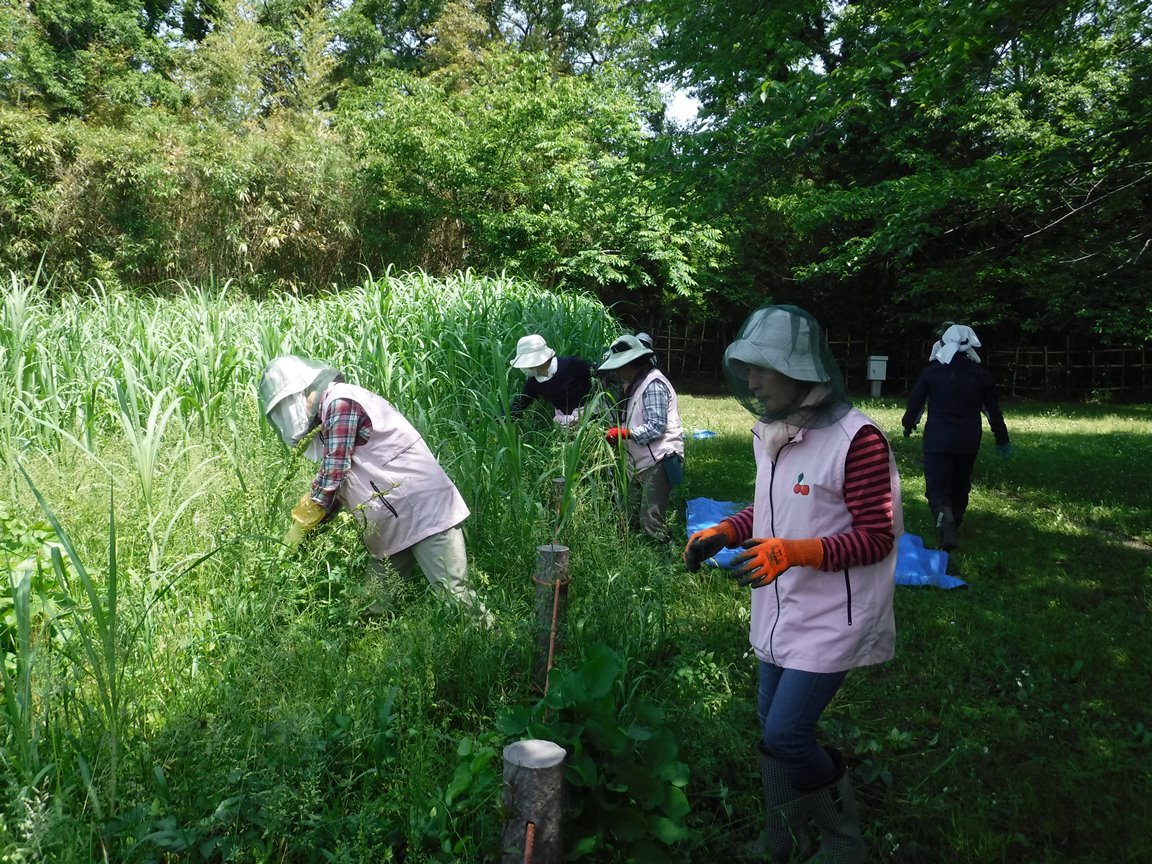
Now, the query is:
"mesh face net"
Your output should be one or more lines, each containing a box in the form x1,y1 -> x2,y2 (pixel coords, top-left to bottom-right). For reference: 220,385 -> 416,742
258,356 -> 343,447
722,304 -> 851,427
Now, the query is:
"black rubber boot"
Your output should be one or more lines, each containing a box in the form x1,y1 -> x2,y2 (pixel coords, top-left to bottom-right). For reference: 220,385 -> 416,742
934,505 -> 958,551
753,745 -> 813,862
945,550 -> 962,577
804,749 -> 866,864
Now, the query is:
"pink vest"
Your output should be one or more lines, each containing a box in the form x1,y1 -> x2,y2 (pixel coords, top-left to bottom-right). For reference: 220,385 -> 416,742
624,368 -> 685,471
749,408 -> 902,673
321,383 -> 470,558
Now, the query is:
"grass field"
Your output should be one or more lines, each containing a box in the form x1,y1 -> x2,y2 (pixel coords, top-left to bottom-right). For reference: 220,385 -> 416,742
678,395 -> 1152,863
1,274 -> 1150,862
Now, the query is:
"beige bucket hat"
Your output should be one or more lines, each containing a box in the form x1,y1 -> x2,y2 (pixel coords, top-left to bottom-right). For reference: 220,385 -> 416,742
511,334 -> 555,369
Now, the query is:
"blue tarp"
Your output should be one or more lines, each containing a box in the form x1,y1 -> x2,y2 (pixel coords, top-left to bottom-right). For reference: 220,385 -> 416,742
684,497 -> 746,569
894,533 -> 967,589
685,497 -> 967,589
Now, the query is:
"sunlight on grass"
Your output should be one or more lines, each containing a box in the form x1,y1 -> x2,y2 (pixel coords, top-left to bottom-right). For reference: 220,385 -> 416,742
2,274 -> 1150,862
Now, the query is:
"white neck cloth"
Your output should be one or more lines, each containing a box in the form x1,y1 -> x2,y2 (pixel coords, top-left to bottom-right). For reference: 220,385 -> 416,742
534,355 -> 559,383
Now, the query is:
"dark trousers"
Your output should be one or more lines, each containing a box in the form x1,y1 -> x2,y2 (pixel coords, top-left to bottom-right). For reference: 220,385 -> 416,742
923,451 -> 978,525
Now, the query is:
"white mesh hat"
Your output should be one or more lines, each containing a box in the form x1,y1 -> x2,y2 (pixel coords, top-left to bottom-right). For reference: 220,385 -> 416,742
723,305 -> 850,427
258,356 -> 341,447
510,334 -> 554,369
724,306 -> 830,382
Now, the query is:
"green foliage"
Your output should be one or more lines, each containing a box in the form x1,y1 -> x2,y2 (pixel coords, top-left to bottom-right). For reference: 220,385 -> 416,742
0,105 -> 361,288
0,501 -> 74,797
0,0 -> 184,117
496,644 -> 692,861
2,278 -> 1152,861
341,47 -> 723,303
3,0 -> 1150,346
0,502 -> 74,656
332,0 -> 647,81
1,31 -> 720,304
646,0 -> 1152,339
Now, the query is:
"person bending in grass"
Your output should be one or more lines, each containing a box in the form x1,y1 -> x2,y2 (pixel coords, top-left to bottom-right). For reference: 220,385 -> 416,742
596,334 -> 685,540
683,305 -> 901,864
507,334 -> 599,427
259,355 -> 491,625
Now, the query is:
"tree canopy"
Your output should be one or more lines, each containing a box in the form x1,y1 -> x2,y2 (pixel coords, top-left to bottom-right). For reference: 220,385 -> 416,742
0,0 -> 1148,340
645,0 -> 1152,339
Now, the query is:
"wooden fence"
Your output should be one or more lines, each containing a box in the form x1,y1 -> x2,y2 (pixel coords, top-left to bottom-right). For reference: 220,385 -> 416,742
648,319 -> 1152,400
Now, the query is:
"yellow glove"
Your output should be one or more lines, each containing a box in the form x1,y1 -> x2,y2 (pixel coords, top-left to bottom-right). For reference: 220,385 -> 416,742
282,495 -> 327,547
730,537 -> 824,589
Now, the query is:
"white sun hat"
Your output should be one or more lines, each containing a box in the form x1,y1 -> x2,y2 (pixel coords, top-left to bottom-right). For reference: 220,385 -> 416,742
596,334 -> 654,371
510,334 -> 555,369
258,355 -> 342,448
724,305 -> 829,383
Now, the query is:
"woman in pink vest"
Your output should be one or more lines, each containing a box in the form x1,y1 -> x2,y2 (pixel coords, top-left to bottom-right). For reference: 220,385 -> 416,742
595,334 -> 685,540
258,356 -> 491,625
683,306 -> 901,863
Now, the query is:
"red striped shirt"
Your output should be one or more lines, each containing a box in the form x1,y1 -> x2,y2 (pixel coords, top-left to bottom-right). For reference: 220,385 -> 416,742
722,425 -> 895,570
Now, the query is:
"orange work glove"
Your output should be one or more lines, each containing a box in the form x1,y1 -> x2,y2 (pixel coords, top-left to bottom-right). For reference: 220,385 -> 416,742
730,537 -> 825,588
683,520 -> 742,573
605,426 -> 630,445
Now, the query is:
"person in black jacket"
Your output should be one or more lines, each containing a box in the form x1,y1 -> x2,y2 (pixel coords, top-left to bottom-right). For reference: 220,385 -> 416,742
901,324 -> 1012,553
508,334 -> 598,426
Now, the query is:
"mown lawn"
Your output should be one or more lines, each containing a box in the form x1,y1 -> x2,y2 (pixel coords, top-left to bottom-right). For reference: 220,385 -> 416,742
675,394 -> 1152,863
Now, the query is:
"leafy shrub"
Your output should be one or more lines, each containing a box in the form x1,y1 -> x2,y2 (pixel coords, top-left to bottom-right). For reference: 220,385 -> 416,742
495,643 -> 692,863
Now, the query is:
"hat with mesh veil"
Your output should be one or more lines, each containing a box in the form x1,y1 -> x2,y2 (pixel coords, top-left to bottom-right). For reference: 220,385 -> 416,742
596,334 -> 655,371
258,355 -> 343,448
723,305 -> 851,427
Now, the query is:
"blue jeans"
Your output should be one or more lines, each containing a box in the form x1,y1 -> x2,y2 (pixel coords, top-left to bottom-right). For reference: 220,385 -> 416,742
758,662 -> 847,789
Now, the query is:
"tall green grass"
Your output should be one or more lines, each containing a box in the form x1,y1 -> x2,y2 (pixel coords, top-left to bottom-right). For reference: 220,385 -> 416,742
2,270 -> 1149,862
0,269 -> 630,859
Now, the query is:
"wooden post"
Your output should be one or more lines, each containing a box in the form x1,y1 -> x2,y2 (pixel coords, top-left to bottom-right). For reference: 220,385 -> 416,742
502,739 -> 566,864
531,545 -> 570,694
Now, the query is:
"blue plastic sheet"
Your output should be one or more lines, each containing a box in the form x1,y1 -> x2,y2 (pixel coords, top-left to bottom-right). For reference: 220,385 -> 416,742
687,497 -> 967,589
684,497 -> 745,569
895,533 -> 967,589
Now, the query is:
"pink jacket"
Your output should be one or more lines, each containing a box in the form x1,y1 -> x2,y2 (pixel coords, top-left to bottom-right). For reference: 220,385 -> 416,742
749,409 -> 902,673
321,384 -> 469,558
624,368 -> 685,471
